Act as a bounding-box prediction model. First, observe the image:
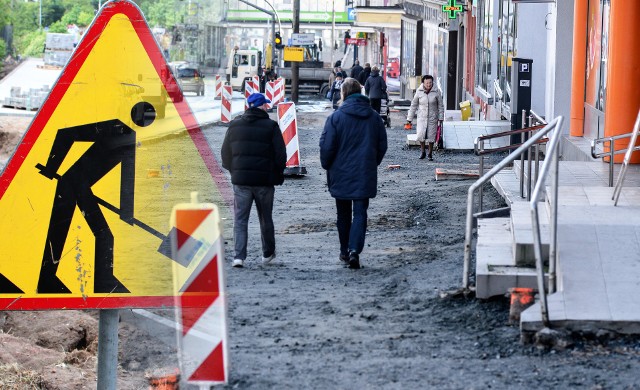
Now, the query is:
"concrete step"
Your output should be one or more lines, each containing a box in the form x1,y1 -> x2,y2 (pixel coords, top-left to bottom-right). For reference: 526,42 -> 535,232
520,202 -> 640,335
510,201 -> 550,267
490,169 -> 522,206
475,217 -> 546,299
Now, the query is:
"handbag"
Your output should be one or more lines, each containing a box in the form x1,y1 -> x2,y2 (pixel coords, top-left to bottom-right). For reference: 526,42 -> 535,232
326,90 -> 332,100
435,123 -> 444,150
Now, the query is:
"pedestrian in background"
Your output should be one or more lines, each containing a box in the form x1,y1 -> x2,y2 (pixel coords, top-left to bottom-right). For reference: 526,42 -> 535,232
350,59 -> 363,79
221,93 -> 287,268
330,73 -> 344,110
364,65 -> 387,113
406,75 -> 444,161
320,78 -> 388,269
357,62 -> 371,86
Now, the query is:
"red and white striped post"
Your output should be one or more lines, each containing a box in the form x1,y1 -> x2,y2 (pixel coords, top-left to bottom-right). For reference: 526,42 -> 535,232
221,85 -> 232,123
277,102 -> 307,176
171,192 -> 229,387
244,79 -> 254,111
265,81 -> 277,110
252,75 -> 261,93
276,77 -> 285,104
214,75 -> 222,100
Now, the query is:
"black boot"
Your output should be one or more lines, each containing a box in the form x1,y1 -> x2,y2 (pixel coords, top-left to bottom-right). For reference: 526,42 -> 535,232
348,251 -> 361,269
419,150 -> 426,159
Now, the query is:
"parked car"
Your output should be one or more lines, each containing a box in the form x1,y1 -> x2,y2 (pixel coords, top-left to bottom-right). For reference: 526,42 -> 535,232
386,57 -> 399,78
172,63 -> 205,96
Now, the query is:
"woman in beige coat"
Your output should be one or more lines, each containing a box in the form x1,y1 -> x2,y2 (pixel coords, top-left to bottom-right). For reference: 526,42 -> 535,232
406,75 -> 444,160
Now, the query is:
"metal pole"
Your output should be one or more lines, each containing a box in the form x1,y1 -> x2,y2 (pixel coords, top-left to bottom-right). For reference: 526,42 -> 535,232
609,140 -> 615,187
520,109 -> 526,198
331,0 -> 335,67
478,142 -> 484,212
97,309 -> 119,390
291,0 -> 300,103
272,16 -> 276,70
39,0 -> 42,29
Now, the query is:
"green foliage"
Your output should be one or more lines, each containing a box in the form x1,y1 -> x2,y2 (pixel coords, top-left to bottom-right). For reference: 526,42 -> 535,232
77,11 -> 95,27
11,2 -> 40,36
0,39 -> 6,58
134,0 -> 187,28
61,3 -> 95,27
48,21 -> 68,34
0,0 -> 10,31
15,30 -> 46,58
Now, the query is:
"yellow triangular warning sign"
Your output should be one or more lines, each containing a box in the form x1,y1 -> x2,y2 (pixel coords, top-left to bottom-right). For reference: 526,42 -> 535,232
0,0 -> 230,309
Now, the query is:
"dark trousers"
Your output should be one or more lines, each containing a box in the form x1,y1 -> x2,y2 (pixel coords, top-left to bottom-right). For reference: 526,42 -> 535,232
335,198 -> 369,256
370,98 -> 382,113
233,185 -> 276,260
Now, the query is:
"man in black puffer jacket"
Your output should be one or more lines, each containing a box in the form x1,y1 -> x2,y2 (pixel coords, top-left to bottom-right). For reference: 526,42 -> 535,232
221,93 -> 287,268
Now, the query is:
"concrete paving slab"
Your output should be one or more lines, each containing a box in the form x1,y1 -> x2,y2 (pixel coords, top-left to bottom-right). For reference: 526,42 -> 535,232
486,145 -> 640,334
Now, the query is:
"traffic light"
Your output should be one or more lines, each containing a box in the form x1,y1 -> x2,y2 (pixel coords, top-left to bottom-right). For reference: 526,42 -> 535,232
274,32 -> 284,49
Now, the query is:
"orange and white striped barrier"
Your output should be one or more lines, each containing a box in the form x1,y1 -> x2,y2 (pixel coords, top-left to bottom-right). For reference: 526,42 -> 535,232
213,75 -> 222,100
265,81 -> 277,110
221,85 -> 232,123
277,102 -> 307,176
171,192 -> 229,386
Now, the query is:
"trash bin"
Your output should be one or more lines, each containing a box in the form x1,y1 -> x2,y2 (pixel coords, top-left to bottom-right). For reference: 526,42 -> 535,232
459,100 -> 472,121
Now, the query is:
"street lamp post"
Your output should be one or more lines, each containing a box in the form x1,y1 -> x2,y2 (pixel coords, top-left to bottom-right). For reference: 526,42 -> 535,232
331,0 -> 335,68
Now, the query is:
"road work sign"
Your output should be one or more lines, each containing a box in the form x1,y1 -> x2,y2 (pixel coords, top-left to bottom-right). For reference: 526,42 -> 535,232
0,0 -> 231,310
284,47 -> 305,62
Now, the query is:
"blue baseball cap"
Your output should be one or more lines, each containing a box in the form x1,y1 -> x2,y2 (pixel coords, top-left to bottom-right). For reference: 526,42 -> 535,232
247,93 -> 271,108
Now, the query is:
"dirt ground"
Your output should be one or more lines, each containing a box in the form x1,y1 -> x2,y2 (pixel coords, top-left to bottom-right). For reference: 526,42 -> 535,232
1,107 -> 640,389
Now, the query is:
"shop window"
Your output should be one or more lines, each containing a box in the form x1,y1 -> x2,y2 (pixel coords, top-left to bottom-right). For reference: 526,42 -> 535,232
498,0 -> 516,104
476,0 -> 494,94
585,0 -> 610,112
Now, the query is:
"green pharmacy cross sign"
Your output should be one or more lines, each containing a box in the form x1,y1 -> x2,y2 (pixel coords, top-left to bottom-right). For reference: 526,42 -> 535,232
442,0 -> 464,19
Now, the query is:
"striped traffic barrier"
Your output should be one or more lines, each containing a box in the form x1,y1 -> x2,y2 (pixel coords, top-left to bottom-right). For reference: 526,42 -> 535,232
265,81 -> 277,110
214,75 -> 222,100
277,102 -> 307,176
221,85 -> 232,123
276,77 -> 285,104
244,79 -> 254,111
171,192 -> 229,386
252,75 -> 261,93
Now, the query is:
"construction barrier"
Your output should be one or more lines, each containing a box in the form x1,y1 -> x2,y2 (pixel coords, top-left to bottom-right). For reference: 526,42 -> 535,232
221,85 -> 232,123
214,75 -> 222,100
252,75 -> 261,93
244,79 -> 254,111
277,102 -> 307,176
171,192 -> 229,386
276,77 -> 285,104
265,81 -> 277,110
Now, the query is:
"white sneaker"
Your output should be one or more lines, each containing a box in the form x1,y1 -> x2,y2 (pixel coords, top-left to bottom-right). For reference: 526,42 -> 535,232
262,252 -> 276,264
232,259 -> 244,268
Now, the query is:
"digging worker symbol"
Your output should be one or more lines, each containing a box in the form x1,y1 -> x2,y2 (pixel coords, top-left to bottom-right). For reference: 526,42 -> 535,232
35,102 -> 156,294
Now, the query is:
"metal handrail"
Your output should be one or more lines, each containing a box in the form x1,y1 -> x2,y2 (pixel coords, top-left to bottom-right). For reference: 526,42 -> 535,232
612,110 -> 640,205
528,111 -> 547,195
529,116 -> 564,326
462,116 -> 564,292
591,132 -> 640,187
474,124 -> 546,212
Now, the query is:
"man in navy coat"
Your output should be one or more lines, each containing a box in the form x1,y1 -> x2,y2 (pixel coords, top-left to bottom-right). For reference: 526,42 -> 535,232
320,78 -> 388,269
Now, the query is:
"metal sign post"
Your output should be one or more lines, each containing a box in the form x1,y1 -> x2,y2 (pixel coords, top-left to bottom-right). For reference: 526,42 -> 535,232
97,309 -> 119,390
